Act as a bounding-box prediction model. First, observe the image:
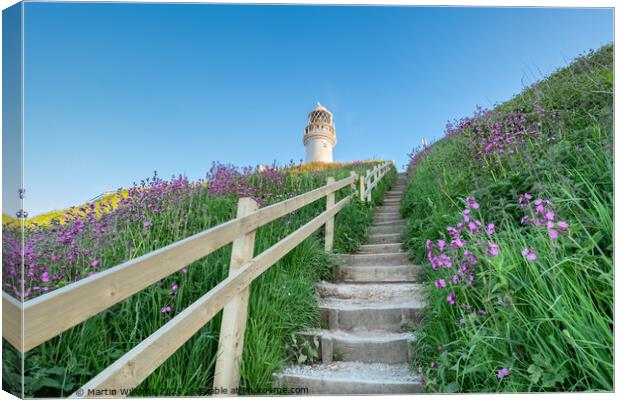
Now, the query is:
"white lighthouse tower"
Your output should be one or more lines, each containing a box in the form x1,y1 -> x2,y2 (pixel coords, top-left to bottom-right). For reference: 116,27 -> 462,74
303,102 -> 337,163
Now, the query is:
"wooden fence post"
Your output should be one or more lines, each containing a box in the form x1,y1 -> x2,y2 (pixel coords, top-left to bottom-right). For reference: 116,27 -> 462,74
366,169 -> 372,203
213,197 -> 259,393
325,177 -> 335,252
359,172 -> 366,203
350,171 -> 356,192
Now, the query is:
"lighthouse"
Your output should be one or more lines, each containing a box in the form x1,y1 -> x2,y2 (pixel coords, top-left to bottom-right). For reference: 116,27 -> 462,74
303,102 -> 337,163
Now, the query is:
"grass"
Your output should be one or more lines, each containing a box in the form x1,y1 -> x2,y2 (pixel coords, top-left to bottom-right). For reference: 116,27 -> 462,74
2,161 -> 396,397
401,44 -> 613,392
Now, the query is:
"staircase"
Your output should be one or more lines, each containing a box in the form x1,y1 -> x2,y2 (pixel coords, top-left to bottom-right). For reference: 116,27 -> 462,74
273,173 -> 424,394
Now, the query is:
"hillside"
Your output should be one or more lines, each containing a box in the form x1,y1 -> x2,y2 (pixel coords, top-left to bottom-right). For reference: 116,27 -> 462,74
401,44 -> 613,392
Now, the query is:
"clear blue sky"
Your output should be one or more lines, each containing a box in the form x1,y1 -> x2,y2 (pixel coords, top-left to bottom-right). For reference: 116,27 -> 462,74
22,3 -> 612,216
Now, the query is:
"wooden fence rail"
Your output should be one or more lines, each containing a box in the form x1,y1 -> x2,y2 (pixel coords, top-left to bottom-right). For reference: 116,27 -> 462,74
2,160 -> 394,397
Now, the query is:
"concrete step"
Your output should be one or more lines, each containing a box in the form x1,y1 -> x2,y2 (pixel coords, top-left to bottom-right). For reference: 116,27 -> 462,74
334,265 -> 421,283
318,304 -> 423,332
357,243 -> 404,254
376,207 -> 400,214
273,362 -> 423,394
374,213 -> 401,221
338,252 -> 410,267
367,233 -> 401,244
372,218 -> 404,226
370,225 -> 405,235
372,218 -> 406,227
317,281 -> 423,304
299,329 -> 416,363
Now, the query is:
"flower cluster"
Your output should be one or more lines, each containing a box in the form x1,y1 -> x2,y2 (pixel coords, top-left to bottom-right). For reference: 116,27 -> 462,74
407,143 -> 435,175
206,162 -> 295,206
2,160 -> 376,301
446,101 -> 557,167
426,197 -> 499,306
519,193 -> 569,240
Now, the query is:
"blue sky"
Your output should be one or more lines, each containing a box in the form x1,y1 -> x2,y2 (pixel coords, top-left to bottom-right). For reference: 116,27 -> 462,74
21,3 -> 613,216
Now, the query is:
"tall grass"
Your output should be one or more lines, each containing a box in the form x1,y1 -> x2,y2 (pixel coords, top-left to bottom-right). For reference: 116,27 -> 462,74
402,45 -> 613,392
2,161 -> 396,397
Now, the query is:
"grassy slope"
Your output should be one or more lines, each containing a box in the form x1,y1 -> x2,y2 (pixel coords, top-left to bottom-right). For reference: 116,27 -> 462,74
401,45 -> 612,392
2,162 -> 396,397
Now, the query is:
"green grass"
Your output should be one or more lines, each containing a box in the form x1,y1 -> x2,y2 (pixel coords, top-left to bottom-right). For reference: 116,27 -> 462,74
402,45 -> 613,392
2,162 -> 396,397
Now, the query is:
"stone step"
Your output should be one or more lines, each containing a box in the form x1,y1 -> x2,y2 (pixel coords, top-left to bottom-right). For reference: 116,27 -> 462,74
367,233 -> 401,244
299,329 -> 415,363
370,225 -> 405,235
273,362 -> 423,394
357,243 -> 404,254
374,213 -> 401,221
338,252 -> 410,267
376,207 -> 400,212
372,219 -> 405,227
334,265 -> 421,283
318,304 -> 423,332
317,281 -> 423,303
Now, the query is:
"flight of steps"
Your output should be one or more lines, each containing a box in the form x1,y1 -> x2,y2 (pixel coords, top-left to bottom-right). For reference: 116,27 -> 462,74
273,173 -> 425,394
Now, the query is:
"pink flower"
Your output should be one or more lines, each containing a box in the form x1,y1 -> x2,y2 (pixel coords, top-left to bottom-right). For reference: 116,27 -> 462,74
544,211 -> 555,221
488,242 -> 500,256
90,259 -> 100,268
486,223 -> 495,235
548,229 -> 559,239
143,221 -> 152,228
161,306 -> 172,314
41,272 -> 50,283
452,238 -> 466,248
434,279 -> 446,289
466,196 -> 480,210
557,221 -> 569,230
447,293 -> 456,304
521,248 -> 537,261
497,368 -> 510,379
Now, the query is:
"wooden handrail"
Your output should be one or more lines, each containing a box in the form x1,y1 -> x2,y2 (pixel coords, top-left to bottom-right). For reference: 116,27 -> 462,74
2,163 -> 393,398
10,175 -> 355,353
365,162 -> 391,194
2,292 -> 22,351
360,161 -> 393,202
72,194 -> 353,397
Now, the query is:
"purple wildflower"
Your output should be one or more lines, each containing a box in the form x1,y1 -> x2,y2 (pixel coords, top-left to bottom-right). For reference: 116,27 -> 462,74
497,368 -> 510,379
521,248 -> 537,261
486,223 -> 495,235
557,221 -> 569,230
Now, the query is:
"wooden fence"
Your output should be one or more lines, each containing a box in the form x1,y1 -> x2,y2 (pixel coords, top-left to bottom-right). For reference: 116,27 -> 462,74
2,161 -> 394,397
